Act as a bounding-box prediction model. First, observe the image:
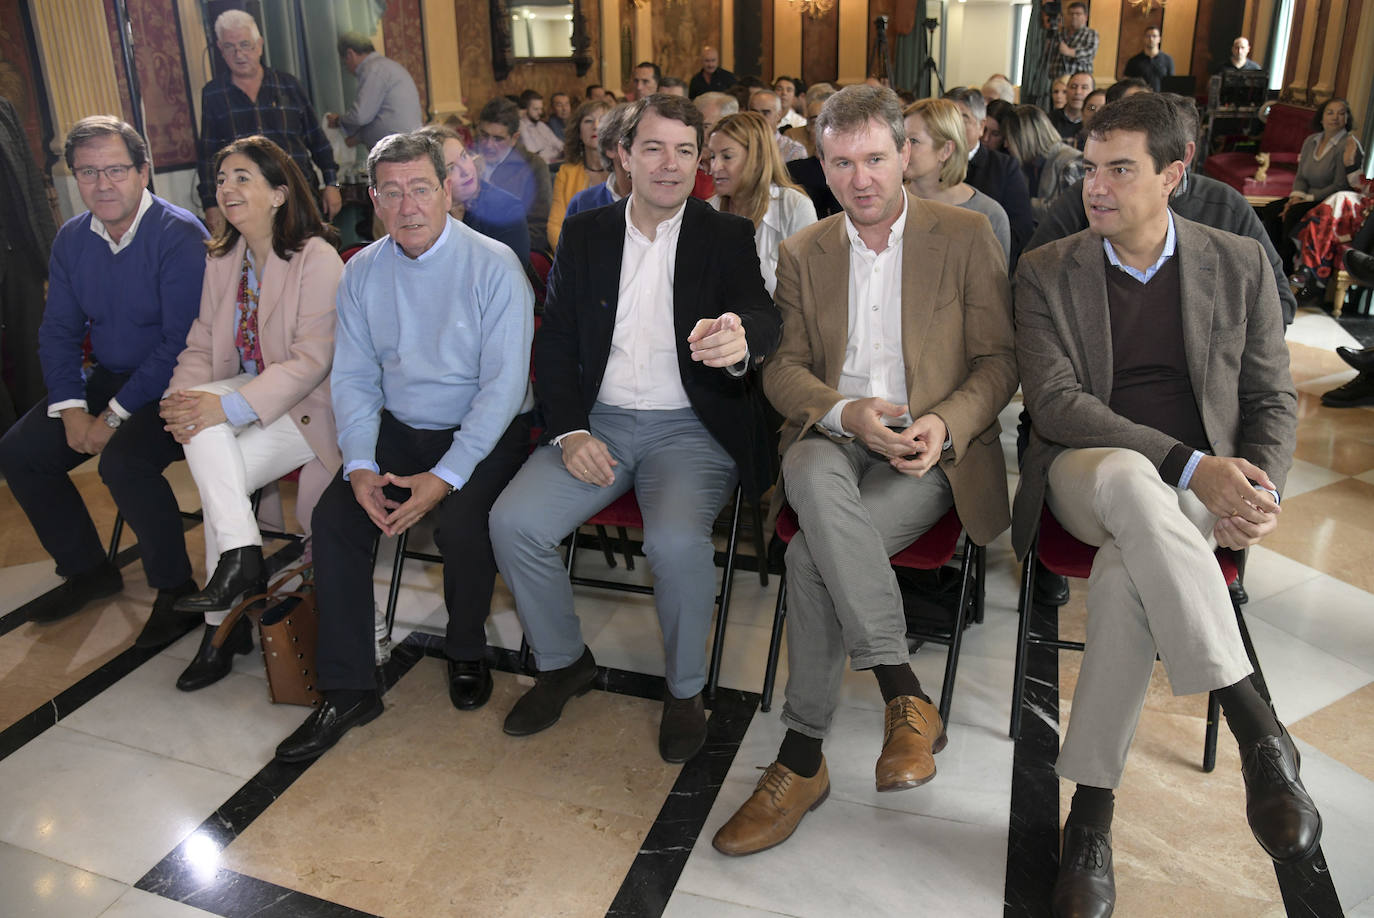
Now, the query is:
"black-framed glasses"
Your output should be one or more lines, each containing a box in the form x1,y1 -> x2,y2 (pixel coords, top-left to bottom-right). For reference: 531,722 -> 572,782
74,164 -> 136,184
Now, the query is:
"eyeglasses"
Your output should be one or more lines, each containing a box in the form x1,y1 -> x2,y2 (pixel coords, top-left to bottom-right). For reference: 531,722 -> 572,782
219,39 -> 257,54
374,184 -> 440,208
74,163 -> 136,184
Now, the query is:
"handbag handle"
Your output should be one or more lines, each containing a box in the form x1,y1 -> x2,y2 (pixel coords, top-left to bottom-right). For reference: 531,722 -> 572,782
209,561 -> 314,649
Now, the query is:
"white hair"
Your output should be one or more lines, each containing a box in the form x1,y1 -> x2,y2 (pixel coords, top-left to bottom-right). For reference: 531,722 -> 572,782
750,89 -> 782,112
214,10 -> 261,42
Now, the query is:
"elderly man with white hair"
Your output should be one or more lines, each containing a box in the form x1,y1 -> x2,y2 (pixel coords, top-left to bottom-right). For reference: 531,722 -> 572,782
748,89 -> 807,162
196,9 -> 340,235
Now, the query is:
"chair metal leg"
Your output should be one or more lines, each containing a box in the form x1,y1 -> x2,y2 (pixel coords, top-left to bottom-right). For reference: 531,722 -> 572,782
593,524 -> 617,569
383,529 -> 410,644
1009,537 -> 1040,740
106,513 -> 126,565
1203,690 -> 1222,773
974,540 -> 986,624
706,485 -> 743,702
751,500 -> 768,587
616,525 -> 634,570
935,539 -> 978,726
761,575 -> 788,713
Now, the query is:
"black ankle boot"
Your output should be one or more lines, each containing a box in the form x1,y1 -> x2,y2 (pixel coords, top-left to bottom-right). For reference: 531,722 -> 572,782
174,547 -> 266,614
176,618 -> 253,691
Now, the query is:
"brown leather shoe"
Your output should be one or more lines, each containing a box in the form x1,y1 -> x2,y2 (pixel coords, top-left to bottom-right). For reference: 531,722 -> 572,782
875,695 -> 947,792
712,759 -> 830,856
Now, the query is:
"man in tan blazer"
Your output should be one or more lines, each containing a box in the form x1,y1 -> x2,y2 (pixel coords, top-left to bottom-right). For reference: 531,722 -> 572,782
712,85 -> 1017,857
1012,94 -> 1318,917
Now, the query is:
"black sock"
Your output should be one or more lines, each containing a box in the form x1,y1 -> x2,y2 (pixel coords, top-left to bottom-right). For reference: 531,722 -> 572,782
872,663 -> 930,705
1216,676 -> 1281,747
776,729 -> 823,778
1066,784 -> 1115,830
325,688 -> 371,711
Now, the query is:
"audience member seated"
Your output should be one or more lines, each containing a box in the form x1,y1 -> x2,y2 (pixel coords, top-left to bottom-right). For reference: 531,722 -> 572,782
749,89 -> 807,162
689,45 -> 735,98
712,85 -> 1015,858
1122,25 -> 1173,92
785,89 -> 843,219
1013,93 -> 1319,917
1322,221 -> 1374,407
981,73 -> 1016,103
1105,77 -> 1150,104
585,84 -> 610,103
548,92 -> 571,140
476,97 -> 554,254
326,33 -> 423,151
902,98 -> 1011,265
1260,97 -> 1364,273
518,90 -> 564,166
148,137 -> 343,687
1080,89 -> 1107,135
548,98 -> 613,248
1050,72 -> 1094,143
632,61 -> 661,100
1289,188 -> 1372,309
489,94 -> 781,765
197,10 -> 340,236
565,104 -> 634,220
1001,104 -> 1084,225
1050,74 -> 1069,111
983,98 -> 1014,152
945,87 -> 1034,263
275,131 -> 535,763
422,125 -> 531,272
707,111 -> 817,295
1218,36 -> 1262,72
695,91 -> 742,199
0,116 -> 206,626
659,77 -> 688,97
774,75 -> 807,130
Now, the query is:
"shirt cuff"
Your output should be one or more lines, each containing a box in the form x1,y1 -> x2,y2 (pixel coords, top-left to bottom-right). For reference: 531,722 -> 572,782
220,391 -> 259,427
48,398 -> 88,419
553,429 -> 590,447
818,399 -> 854,437
1177,449 -> 1206,490
431,464 -> 466,491
1253,483 -> 1280,505
343,459 -> 380,481
725,346 -> 751,378
106,397 -> 130,420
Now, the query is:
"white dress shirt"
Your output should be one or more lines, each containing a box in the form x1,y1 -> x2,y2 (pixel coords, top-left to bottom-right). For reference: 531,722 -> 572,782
519,115 -> 564,165
780,109 -> 808,131
709,184 -> 817,296
598,195 -> 692,411
820,194 -> 912,434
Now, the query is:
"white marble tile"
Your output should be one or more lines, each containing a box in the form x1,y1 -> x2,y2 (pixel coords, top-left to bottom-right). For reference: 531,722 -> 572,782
0,727 -> 242,884
1350,893 -> 1374,917
0,841 -> 125,917
1243,573 -> 1374,676
1278,457 -> 1352,499
1286,312 -> 1361,350
662,891 -> 797,918
1290,737 -> 1374,910
1236,546 -> 1324,606
59,654 -> 307,780
1356,469 -> 1374,487
676,792 -> 1006,918
99,887 -> 223,918
1241,616 -> 1374,724
1294,370 -> 1357,397
0,559 -> 61,616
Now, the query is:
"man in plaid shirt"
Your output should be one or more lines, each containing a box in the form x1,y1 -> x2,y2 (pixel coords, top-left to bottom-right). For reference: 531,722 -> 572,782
196,10 -> 340,235
1049,1 -> 1098,79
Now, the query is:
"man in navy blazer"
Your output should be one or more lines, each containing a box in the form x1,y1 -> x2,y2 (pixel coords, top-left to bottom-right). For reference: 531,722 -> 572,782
491,94 -> 781,764
946,87 -> 1034,263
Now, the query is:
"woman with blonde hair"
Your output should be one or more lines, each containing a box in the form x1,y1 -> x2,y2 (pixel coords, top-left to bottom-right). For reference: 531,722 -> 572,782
707,111 -> 816,295
1050,74 -> 1069,111
901,98 -> 1010,265
547,98 -> 612,248
1000,104 -> 1083,224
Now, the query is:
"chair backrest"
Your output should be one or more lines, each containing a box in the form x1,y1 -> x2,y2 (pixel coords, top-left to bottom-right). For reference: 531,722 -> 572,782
1259,103 -> 1315,154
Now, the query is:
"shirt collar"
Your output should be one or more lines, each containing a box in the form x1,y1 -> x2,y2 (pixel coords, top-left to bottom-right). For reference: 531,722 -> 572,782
89,188 -> 154,251
624,193 -> 687,244
1102,209 -> 1176,281
604,172 -> 626,202
392,216 -> 453,262
967,142 -> 980,162
843,191 -> 908,256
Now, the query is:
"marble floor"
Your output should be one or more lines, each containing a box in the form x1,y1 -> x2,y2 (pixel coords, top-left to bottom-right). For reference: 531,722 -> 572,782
0,308 -> 1370,918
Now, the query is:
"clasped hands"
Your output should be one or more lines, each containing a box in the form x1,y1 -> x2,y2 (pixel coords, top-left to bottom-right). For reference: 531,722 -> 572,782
159,390 -> 227,445
1187,455 -> 1281,550
842,397 -> 946,477
350,468 -> 450,537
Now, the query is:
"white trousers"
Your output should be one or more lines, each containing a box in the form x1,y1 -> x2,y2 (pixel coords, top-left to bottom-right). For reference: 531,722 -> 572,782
182,375 -> 316,622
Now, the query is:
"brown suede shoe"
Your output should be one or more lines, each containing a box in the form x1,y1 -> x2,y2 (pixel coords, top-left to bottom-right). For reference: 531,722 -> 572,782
875,695 -> 947,792
712,759 -> 830,856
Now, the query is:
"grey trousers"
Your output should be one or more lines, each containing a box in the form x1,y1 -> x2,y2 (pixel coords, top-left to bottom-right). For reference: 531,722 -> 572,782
1047,447 -> 1253,789
489,403 -> 737,698
779,433 -> 953,739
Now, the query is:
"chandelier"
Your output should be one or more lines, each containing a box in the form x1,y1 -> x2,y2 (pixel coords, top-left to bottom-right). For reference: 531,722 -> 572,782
789,0 -> 836,19
1126,0 -> 1167,14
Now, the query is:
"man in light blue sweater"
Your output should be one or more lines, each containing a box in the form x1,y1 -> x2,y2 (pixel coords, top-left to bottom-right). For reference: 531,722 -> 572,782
276,131 -> 535,763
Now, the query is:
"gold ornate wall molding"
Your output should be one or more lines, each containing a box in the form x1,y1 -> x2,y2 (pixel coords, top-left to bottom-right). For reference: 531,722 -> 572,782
29,0 -> 122,166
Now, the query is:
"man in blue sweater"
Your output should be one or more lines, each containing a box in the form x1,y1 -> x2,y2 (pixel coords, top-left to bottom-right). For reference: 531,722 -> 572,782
0,116 -> 206,626
275,131 -> 535,763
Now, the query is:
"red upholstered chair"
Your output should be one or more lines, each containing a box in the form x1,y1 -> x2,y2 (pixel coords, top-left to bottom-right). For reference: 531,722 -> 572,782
760,505 -> 986,726
1009,506 -> 1269,773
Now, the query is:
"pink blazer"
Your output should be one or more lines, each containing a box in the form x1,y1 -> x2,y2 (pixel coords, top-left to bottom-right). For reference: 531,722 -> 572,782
170,235 -> 344,485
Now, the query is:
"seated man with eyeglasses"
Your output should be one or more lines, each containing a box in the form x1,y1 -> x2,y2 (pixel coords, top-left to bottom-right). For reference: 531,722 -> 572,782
0,115 -> 206,626
275,131 -> 536,762
475,97 -> 553,255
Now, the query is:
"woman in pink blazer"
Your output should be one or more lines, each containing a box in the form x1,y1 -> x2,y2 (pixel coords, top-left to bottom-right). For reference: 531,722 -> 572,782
150,136 -> 343,690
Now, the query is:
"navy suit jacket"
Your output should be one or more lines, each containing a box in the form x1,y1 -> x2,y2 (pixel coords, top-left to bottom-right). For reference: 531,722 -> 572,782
966,144 -> 1034,265
535,196 -> 782,497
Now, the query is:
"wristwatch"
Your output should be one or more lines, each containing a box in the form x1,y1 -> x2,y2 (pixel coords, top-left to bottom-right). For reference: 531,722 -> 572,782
102,410 -> 123,430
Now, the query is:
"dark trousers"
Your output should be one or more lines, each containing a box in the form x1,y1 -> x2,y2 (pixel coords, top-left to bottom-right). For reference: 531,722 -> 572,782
0,365 -> 190,587
1260,198 -> 1320,274
314,410 -> 533,692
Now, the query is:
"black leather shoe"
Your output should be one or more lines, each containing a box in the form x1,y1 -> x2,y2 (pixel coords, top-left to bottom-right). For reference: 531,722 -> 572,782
1052,824 -> 1116,918
659,692 -> 707,763
1240,727 -> 1322,864
1345,249 -> 1374,287
1228,579 -> 1249,606
275,692 -> 384,763
447,657 -> 493,711
1034,562 -> 1070,608
27,560 -> 123,623
175,619 -> 253,691
503,646 -> 598,736
133,580 -> 199,648
174,546 -> 266,614
1335,345 -> 1374,375
1320,373 -> 1374,408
